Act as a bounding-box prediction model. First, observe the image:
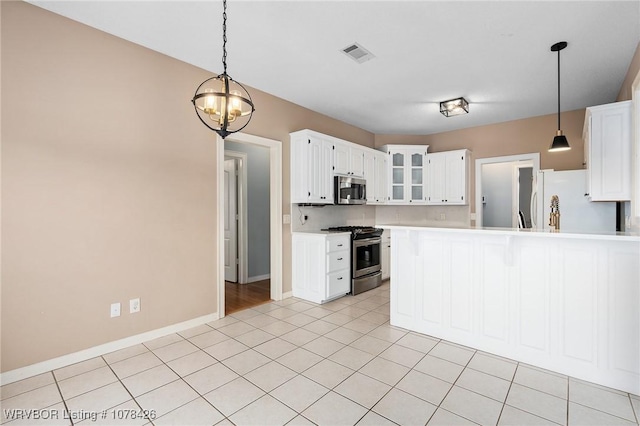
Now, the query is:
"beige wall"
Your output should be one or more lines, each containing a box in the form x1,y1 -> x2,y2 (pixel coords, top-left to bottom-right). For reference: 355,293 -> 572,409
376,109 -> 586,215
0,1 -> 373,372
617,42 -> 640,101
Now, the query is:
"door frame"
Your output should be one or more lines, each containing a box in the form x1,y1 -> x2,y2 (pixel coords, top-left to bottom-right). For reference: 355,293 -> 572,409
511,163 -> 533,228
476,153 -> 540,228
224,151 -> 248,284
216,133 -> 283,318
632,69 -> 640,228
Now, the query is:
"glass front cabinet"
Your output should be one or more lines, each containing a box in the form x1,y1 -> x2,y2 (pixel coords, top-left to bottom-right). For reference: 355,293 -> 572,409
381,145 -> 429,204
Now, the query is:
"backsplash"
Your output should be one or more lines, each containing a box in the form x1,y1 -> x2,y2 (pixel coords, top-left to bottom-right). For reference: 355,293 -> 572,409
375,205 -> 471,227
291,205 -> 376,232
291,204 -> 470,232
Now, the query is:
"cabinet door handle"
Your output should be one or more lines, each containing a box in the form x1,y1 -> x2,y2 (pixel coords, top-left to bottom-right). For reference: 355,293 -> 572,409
337,257 -> 343,260
337,244 -> 343,247
337,277 -> 343,280
584,193 -> 589,196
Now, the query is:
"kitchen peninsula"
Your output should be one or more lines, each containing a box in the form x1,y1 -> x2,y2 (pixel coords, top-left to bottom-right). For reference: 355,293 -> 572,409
383,225 -> 640,394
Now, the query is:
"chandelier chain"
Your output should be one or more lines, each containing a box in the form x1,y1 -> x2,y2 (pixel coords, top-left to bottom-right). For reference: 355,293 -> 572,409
222,0 -> 228,74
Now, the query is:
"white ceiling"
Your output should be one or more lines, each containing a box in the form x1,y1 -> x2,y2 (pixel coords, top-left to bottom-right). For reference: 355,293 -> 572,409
28,1 -> 640,135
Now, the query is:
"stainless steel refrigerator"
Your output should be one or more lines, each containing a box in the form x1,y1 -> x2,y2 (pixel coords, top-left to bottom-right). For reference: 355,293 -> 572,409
531,169 -> 616,233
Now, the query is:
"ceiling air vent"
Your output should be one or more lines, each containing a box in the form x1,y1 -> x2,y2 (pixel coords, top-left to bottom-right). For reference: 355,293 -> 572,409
342,43 -> 375,64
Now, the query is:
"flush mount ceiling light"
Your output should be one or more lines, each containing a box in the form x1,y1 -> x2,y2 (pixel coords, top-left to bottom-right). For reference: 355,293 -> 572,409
191,0 -> 255,139
549,41 -> 570,152
440,97 -> 469,117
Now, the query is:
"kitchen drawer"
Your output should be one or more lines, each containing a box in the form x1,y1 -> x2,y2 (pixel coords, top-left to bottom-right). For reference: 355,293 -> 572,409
327,269 -> 350,299
327,235 -> 350,252
327,251 -> 349,272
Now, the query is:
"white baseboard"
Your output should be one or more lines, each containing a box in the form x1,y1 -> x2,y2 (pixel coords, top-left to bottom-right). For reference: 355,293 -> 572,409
282,291 -> 293,299
0,312 -> 219,386
246,274 -> 270,283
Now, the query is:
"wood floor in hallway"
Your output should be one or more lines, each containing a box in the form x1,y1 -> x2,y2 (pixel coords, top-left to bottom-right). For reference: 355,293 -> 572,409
225,279 -> 271,314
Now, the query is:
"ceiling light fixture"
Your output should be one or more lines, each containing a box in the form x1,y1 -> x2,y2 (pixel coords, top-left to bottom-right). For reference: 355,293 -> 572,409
191,0 -> 254,139
440,97 -> 469,117
549,41 -> 570,152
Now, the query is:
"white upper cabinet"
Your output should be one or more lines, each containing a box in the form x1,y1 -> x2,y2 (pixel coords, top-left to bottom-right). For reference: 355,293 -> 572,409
292,130 -> 473,207
290,130 -> 334,204
426,149 -> 470,205
374,151 -> 388,204
291,129 -> 378,204
363,150 -> 389,205
381,145 -> 429,204
584,101 -> 632,201
334,141 -> 365,177
333,142 -> 350,176
363,150 -> 376,203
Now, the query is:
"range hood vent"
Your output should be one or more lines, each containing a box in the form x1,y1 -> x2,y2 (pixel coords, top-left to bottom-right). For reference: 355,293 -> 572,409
342,43 -> 375,64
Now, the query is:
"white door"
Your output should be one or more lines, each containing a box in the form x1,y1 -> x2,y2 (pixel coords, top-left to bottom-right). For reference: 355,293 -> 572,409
224,159 -> 238,282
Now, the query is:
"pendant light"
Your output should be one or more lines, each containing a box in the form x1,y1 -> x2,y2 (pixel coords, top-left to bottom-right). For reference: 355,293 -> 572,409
549,41 -> 570,152
191,0 -> 255,139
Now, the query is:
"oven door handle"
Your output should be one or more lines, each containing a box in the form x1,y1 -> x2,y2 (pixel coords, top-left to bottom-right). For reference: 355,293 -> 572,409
353,237 -> 382,246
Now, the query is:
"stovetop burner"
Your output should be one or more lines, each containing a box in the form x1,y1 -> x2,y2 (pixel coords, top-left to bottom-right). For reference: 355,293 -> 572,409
322,226 -> 383,239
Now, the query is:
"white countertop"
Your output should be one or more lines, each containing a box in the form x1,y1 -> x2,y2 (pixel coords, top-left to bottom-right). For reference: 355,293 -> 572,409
377,224 -> 640,242
291,230 -> 351,236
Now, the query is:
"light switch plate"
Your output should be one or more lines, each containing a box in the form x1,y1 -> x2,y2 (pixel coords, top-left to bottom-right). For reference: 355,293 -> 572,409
110,302 -> 121,318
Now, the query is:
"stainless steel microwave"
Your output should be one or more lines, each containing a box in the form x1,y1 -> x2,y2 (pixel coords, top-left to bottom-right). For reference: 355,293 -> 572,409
335,175 -> 366,205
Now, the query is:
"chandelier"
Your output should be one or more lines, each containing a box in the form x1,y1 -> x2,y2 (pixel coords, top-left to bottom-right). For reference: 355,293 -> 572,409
191,0 -> 255,139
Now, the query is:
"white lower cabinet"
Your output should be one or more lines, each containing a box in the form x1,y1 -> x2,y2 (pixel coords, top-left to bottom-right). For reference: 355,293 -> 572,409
292,233 -> 351,304
390,227 -> 640,394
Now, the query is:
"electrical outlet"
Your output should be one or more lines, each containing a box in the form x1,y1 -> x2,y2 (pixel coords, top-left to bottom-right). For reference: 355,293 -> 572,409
110,302 -> 121,318
282,214 -> 291,224
129,298 -> 140,314
440,213 -> 446,221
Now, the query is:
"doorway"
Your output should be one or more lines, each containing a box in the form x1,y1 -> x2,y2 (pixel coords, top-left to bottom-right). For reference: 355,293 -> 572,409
224,143 -> 271,314
216,133 -> 283,319
476,153 -> 540,228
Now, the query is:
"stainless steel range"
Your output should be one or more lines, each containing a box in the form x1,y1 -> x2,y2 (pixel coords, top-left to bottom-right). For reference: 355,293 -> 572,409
322,226 -> 383,295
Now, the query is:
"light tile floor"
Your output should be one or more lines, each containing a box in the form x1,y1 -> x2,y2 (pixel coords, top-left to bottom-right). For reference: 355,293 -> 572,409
2,281 -> 639,426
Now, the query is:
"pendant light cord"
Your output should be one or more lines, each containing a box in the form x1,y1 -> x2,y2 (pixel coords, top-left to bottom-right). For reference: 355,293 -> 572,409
222,0 -> 228,75
557,48 -> 561,131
